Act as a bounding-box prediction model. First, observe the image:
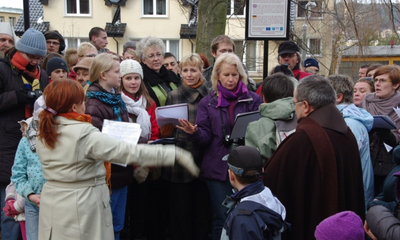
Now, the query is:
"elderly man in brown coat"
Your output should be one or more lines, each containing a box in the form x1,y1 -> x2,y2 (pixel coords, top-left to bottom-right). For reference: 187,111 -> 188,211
263,75 -> 365,240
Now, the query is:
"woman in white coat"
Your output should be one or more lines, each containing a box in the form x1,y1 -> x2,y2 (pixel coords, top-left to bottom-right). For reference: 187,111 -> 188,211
36,79 -> 198,240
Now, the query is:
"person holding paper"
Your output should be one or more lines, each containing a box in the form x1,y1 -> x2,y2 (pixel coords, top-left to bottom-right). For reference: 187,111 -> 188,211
360,65 -> 400,196
119,59 -> 161,240
36,79 -> 198,240
162,53 -> 210,240
178,53 -> 262,240
84,53 -> 130,240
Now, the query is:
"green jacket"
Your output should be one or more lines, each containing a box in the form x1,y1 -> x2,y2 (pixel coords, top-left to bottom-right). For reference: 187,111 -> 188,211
245,97 -> 296,163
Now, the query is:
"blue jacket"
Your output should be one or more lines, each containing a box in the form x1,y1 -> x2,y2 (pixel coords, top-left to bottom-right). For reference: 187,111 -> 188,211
189,90 -> 262,181
221,181 -> 289,240
11,137 -> 47,202
337,103 -> 374,209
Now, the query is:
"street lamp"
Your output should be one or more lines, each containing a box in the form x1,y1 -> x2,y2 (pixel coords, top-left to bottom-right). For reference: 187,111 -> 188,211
302,1 -> 317,60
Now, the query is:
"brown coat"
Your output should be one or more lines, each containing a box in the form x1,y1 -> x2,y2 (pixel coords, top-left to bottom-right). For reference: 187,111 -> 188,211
263,104 -> 365,240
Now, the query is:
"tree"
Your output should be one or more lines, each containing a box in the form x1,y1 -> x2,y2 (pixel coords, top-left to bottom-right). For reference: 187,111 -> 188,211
195,0 -> 228,62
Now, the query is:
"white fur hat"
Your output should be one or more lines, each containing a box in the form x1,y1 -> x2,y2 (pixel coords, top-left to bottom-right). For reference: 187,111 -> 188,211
120,59 -> 143,79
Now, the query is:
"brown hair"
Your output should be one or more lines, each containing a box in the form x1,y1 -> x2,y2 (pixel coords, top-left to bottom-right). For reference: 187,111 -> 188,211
65,48 -> 78,71
374,65 -> 400,90
120,75 -> 153,110
355,77 -> 375,92
37,79 -> 85,149
40,52 -> 64,70
199,53 -> 210,69
210,35 -> 235,55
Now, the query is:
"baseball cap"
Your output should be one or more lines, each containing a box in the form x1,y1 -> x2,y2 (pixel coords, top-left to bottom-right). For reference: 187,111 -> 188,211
227,146 -> 263,177
278,41 -> 300,56
304,58 -> 319,69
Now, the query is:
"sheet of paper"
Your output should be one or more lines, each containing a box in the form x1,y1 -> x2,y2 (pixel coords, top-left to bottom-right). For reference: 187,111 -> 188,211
156,103 -> 188,128
102,120 -> 142,167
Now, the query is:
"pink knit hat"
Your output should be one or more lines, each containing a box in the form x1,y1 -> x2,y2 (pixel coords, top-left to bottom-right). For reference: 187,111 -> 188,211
314,211 -> 364,240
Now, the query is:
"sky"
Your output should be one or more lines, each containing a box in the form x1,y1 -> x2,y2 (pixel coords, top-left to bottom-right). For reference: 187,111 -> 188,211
1,0 -> 23,9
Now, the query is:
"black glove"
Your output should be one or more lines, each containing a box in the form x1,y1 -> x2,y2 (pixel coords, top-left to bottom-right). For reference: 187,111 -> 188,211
374,128 -> 398,147
16,89 -> 35,105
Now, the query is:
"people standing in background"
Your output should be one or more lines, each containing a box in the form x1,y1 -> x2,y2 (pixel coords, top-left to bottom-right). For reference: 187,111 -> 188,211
359,65 -> 369,78
304,58 -> 320,75
277,41 -> 312,81
178,53 -> 262,240
0,22 -> 18,57
366,63 -> 383,78
163,53 -> 211,240
136,36 -> 180,107
89,27 -> 109,53
353,77 -> 375,107
44,30 -> 65,55
0,28 -> 48,240
163,52 -> 180,77
64,48 -> 78,80
360,65 -> 400,196
46,57 -> 69,82
328,74 -> 374,210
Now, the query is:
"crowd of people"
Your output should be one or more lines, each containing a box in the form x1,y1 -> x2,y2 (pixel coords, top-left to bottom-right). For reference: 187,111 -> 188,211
1,21 -> 400,240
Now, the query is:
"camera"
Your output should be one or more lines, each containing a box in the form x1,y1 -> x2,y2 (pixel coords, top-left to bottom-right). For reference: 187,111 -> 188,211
27,89 -> 43,99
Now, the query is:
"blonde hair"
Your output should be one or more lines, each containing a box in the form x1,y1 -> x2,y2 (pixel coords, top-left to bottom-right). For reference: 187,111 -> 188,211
89,53 -> 120,84
180,53 -> 203,72
78,42 -> 97,57
211,53 -> 247,90
64,48 -> 78,71
123,49 -> 140,62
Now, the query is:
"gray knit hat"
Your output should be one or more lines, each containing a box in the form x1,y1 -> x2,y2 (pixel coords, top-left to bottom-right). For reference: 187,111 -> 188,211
120,59 -> 143,79
16,28 -> 47,57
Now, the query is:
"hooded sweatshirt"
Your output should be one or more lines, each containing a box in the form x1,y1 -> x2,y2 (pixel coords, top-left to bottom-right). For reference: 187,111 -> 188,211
337,103 -> 374,209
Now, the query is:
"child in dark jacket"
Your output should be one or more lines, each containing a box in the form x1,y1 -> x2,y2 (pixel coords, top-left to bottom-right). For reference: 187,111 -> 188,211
220,146 -> 288,240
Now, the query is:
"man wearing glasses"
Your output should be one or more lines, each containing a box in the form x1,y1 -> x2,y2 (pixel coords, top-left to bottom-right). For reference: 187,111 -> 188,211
262,76 -> 365,240
0,28 -> 49,240
44,30 -> 65,55
277,41 -> 312,81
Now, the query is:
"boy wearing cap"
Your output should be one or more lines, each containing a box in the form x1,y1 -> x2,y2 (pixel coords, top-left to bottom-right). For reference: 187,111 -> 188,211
220,146 -> 288,240
46,57 -> 69,81
44,30 -> 65,55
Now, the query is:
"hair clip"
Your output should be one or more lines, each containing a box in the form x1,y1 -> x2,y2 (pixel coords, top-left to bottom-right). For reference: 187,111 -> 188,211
45,107 -> 57,115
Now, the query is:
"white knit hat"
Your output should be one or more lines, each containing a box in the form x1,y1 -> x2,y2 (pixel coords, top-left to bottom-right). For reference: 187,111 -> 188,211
120,59 -> 143,79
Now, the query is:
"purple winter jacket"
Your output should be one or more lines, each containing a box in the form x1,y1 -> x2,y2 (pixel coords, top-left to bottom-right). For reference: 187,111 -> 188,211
189,90 -> 262,181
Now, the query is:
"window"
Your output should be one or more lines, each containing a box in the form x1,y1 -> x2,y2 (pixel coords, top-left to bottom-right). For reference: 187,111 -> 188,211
143,0 -> 167,17
297,1 -> 322,18
9,17 -> 15,26
65,0 -> 91,16
234,40 -> 258,72
65,37 -> 90,49
307,38 -> 321,55
0,17 -> 4,22
227,0 -> 245,16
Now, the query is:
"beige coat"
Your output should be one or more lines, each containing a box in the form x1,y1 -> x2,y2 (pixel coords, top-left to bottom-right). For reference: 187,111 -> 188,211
37,117 -> 175,240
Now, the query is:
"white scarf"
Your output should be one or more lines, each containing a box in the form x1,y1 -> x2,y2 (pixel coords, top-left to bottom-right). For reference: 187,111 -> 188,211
121,92 -> 152,140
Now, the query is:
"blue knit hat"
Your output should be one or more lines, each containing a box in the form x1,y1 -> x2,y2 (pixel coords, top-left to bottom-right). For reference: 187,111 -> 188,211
46,57 -> 69,76
16,28 -> 47,57
304,58 -> 319,69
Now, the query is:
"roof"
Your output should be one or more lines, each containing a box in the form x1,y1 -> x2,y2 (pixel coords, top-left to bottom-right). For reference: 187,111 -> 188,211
180,24 -> 196,39
342,45 -> 400,57
105,23 -> 127,37
14,0 -> 49,36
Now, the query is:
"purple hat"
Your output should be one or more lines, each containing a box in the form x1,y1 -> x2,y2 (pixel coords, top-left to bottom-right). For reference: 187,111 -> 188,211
314,211 -> 364,240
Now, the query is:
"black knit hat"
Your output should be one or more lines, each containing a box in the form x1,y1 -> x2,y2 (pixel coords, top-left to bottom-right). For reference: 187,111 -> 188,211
46,57 -> 69,76
278,41 -> 300,56
227,146 -> 263,177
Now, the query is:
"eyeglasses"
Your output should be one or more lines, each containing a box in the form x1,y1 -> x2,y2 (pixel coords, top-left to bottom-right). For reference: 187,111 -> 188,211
280,53 -> 295,58
146,53 -> 162,60
373,78 -> 390,84
25,53 -> 43,62
293,100 -> 304,105
46,40 -> 60,46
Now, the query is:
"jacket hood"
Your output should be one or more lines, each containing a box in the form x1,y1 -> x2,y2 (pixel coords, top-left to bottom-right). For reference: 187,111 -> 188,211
337,103 -> 373,132
259,97 -> 295,121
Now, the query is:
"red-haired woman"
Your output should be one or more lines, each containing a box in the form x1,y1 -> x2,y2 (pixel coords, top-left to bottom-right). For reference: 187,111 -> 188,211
35,79 -> 198,240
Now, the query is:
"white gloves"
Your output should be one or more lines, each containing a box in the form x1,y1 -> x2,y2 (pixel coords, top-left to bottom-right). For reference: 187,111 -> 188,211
174,147 -> 200,177
133,166 -> 150,184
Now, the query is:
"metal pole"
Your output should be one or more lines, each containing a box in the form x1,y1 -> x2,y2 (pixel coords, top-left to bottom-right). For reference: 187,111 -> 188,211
23,0 -> 30,31
263,40 -> 268,80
